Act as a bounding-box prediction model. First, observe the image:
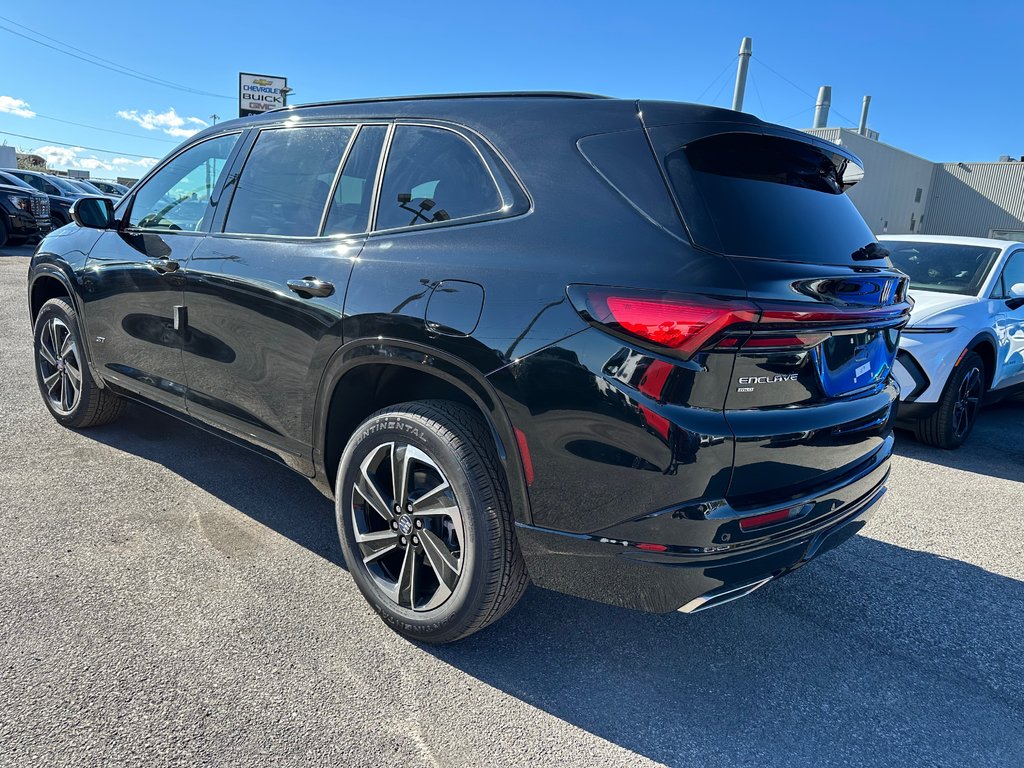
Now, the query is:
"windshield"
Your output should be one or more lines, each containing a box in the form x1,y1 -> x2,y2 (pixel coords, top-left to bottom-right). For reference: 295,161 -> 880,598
880,240 -> 1000,296
72,180 -> 103,194
45,175 -> 84,196
658,131 -> 875,265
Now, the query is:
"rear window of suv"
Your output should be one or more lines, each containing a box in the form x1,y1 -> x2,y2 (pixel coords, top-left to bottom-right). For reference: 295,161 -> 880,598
657,131 -> 875,264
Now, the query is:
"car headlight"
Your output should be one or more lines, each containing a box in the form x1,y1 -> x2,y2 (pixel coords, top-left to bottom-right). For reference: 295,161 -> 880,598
6,194 -> 31,212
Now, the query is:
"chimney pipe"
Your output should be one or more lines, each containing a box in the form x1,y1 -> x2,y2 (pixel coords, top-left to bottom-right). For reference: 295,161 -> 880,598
812,85 -> 831,129
858,95 -> 872,136
731,37 -> 752,112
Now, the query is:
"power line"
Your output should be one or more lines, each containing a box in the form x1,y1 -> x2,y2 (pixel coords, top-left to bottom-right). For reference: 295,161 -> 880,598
752,54 -> 859,127
0,15 -> 233,100
749,67 -> 769,121
32,112 -> 178,144
0,130 -> 158,159
695,54 -> 739,103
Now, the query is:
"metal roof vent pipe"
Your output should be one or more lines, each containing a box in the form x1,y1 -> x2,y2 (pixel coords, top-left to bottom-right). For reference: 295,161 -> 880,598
731,37 -> 752,112
812,86 -> 831,128
858,95 -> 872,136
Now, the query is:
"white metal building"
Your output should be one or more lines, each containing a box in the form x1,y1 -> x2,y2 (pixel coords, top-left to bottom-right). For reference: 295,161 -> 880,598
803,127 -> 1024,240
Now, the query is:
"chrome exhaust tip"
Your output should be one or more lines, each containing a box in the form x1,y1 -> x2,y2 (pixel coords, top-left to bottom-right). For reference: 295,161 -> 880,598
677,576 -> 774,614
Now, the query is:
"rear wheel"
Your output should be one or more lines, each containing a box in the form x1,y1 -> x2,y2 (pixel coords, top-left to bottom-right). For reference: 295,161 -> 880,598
33,298 -> 124,428
0,216 -> 8,248
336,400 -> 528,644
914,350 -> 984,449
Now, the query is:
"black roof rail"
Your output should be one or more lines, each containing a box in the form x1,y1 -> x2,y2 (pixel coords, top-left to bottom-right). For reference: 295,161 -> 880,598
267,91 -> 611,114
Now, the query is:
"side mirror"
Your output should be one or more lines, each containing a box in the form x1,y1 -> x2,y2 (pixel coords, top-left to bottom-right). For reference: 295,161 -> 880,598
1007,282 -> 1024,311
70,196 -> 116,230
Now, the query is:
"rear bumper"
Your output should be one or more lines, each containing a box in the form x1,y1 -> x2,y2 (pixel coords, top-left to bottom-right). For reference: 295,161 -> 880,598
516,450 -> 889,614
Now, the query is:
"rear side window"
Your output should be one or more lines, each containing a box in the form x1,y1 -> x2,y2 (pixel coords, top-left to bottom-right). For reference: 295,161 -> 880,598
375,125 -> 501,231
323,125 -> 387,237
224,125 -> 354,237
659,131 -> 875,263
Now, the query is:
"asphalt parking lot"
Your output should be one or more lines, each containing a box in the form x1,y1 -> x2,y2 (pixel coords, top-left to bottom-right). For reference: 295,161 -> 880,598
1,249 -> 1022,767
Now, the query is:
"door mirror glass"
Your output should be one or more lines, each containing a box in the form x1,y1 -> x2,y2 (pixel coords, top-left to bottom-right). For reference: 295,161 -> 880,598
1009,282 -> 1024,299
70,196 -> 115,229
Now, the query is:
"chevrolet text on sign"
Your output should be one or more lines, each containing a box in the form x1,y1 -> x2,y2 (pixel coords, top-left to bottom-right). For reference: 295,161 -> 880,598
238,73 -> 288,117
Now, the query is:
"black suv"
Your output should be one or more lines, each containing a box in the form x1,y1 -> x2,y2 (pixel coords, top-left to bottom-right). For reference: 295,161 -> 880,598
0,170 -> 50,246
27,93 -> 910,643
6,169 -> 82,229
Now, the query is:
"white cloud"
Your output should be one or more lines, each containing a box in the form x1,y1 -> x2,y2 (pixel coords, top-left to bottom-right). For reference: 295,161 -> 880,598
30,145 -> 157,174
112,156 -> 158,170
116,107 -> 208,138
33,145 -> 83,167
0,96 -> 35,118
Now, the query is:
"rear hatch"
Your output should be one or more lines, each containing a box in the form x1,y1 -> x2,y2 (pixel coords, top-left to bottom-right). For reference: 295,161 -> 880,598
641,105 -> 911,505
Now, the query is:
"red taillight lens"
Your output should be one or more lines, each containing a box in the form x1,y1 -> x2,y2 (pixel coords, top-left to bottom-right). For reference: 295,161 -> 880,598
568,286 -> 758,359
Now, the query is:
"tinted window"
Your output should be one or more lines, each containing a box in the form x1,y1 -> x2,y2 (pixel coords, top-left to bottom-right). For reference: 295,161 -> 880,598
224,125 -> 354,237
661,132 -> 875,263
0,171 -> 33,190
130,133 -> 239,231
1001,251 -> 1024,296
323,125 -> 387,237
376,126 -> 501,230
880,240 -> 1000,296
17,174 -> 47,193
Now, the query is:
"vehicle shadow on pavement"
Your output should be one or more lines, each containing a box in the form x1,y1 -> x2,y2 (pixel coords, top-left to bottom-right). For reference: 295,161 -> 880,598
432,540 -> 1024,767
80,401 -> 345,567
80,402 -> 1024,767
894,397 -> 1024,483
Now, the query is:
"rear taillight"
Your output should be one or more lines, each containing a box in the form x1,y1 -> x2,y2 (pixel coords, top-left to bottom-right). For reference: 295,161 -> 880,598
567,286 -> 757,359
568,285 -> 911,359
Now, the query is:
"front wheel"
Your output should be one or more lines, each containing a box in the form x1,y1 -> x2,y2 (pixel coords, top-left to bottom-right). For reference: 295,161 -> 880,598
336,400 -> 528,644
33,298 -> 124,428
914,350 -> 985,449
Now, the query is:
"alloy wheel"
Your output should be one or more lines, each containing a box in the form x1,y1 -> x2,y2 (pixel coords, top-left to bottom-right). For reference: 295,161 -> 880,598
37,317 -> 83,416
951,366 -> 982,439
351,441 -> 465,611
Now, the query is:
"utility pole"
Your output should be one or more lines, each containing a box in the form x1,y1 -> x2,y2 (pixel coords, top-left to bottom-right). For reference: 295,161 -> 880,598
732,37 -> 752,112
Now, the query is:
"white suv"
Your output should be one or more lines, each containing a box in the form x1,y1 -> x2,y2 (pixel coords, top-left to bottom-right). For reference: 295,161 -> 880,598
882,235 -> 1024,448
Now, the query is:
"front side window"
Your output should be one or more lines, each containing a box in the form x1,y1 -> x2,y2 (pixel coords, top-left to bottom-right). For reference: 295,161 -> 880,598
130,133 -> 239,231
375,126 -> 501,231
1000,252 -> 1024,297
223,125 -> 355,237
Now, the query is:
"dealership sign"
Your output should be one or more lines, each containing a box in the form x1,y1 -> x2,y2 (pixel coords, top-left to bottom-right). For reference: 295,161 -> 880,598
239,73 -> 288,117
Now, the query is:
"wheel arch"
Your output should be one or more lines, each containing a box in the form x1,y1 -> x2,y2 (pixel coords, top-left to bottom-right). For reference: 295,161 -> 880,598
967,332 -> 998,391
29,268 -> 77,325
313,339 -> 533,526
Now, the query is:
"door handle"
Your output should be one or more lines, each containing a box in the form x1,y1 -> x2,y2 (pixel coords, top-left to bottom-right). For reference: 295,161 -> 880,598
148,257 -> 179,274
287,277 -> 335,298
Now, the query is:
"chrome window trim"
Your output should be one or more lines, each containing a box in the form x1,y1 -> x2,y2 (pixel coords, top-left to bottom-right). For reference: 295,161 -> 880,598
367,120 -> 528,238
207,121 -> 391,243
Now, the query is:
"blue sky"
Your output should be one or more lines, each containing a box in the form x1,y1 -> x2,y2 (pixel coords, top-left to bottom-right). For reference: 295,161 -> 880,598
0,1 -> 1020,176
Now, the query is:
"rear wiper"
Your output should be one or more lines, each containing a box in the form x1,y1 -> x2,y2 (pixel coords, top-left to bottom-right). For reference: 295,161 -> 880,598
851,242 -> 890,261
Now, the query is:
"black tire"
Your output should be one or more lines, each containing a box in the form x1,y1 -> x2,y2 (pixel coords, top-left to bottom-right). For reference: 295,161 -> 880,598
336,400 -> 528,644
0,215 -> 8,248
33,298 -> 124,428
8,236 -> 27,247
50,212 -> 68,230
914,350 -> 984,449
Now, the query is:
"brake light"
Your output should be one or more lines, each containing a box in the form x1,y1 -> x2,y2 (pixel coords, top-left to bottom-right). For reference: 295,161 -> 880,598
567,286 -> 758,359
567,285 -> 911,359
